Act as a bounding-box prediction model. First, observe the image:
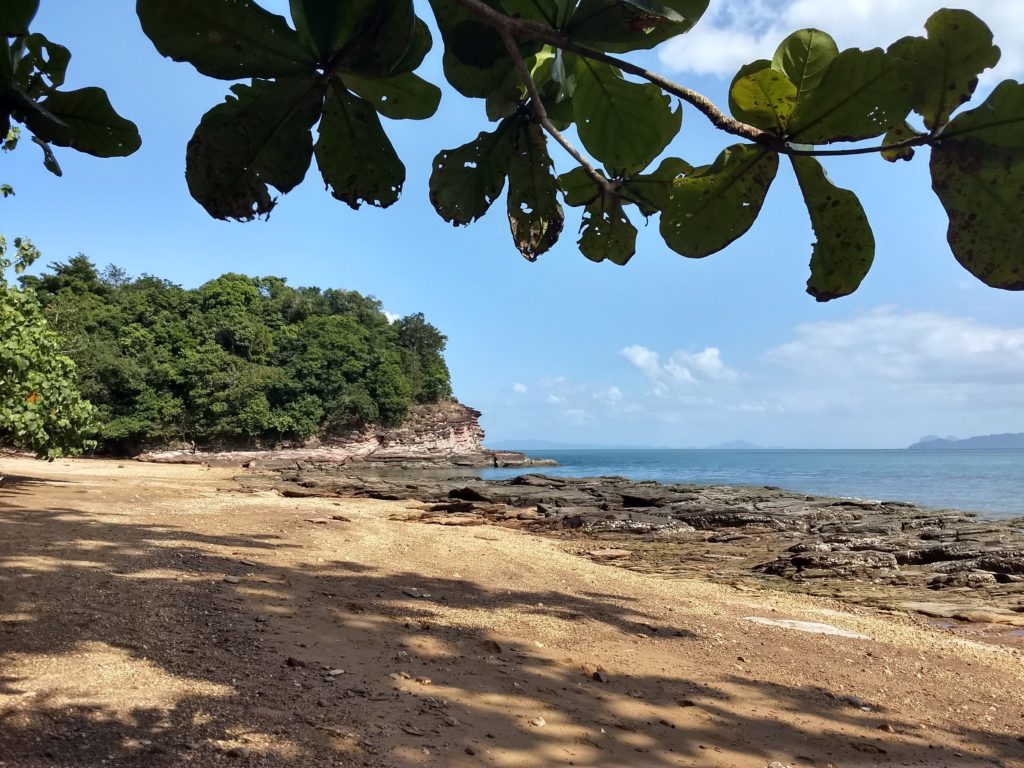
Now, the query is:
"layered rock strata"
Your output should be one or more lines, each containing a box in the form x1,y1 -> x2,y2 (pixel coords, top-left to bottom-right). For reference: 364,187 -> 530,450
137,400 -> 554,470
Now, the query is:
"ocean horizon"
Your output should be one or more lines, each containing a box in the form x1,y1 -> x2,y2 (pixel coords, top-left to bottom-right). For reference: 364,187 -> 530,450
480,448 -> 1024,519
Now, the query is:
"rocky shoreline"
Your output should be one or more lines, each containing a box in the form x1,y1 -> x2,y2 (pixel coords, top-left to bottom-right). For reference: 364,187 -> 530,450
240,468 -> 1024,633
136,400 -> 557,471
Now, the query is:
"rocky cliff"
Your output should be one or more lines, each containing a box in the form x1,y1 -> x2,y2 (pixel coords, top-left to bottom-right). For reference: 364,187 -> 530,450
137,399 -> 552,470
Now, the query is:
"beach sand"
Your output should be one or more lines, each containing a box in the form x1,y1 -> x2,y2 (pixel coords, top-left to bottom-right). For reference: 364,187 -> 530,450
1,456 -> 1022,767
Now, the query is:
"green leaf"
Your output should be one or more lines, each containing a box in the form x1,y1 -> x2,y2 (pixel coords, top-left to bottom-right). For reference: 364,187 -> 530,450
578,196 -> 636,265
343,72 -> 441,120
567,0 -> 709,53
288,0 -> 353,58
0,0 -> 38,36
573,59 -> 681,175
186,77 -> 325,221
429,118 -> 517,225
621,156 -> 692,216
729,67 -> 797,134
31,135 -> 61,176
441,49 -> 514,99
771,29 -> 838,103
660,144 -> 779,258
34,87 -> 141,158
501,0 -> 560,26
315,81 -> 405,209
931,140 -> 1024,290
506,120 -> 564,260
889,9 -> 1000,132
941,80 -> 1024,148
137,0 -> 314,80
392,19 -> 433,75
335,0 -> 418,78
881,121 -> 921,162
791,156 -> 875,301
558,166 -> 603,208
787,48 -> 912,144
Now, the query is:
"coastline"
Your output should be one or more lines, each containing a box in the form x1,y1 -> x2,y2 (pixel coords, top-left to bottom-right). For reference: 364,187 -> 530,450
246,466 -> 1024,642
2,456 -> 1022,768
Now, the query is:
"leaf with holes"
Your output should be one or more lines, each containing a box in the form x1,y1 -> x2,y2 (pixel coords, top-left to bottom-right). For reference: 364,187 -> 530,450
186,77 -> 325,221
889,9 -> 999,132
573,59 -> 680,176
931,140 -> 1024,290
567,0 -> 709,53
787,48 -> 913,144
137,0 -> 314,80
14,34 -> 71,98
729,66 -> 797,135
578,195 -> 636,265
506,120 -> 564,260
429,118 -> 517,225
34,87 -> 141,158
344,72 -> 441,120
660,144 -> 779,258
316,81 -> 406,210
791,156 -> 875,301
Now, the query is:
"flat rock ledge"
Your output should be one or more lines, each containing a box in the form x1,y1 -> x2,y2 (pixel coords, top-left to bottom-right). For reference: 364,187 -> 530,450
242,470 -> 1024,628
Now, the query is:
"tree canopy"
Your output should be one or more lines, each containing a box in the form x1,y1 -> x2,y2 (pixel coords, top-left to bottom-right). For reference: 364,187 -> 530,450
0,238 -> 95,459
3,1 -> 1023,299
22,257 -> 452,454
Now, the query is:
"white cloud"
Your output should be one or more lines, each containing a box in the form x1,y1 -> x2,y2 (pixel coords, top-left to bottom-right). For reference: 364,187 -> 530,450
595,386 -> 624,405
512,382 -> 528,394
546,394 -> 565,405
769,308 -> 1024,385
384,311 -> 401,324
623,344 -> 738,393
659,0 -> 1024,80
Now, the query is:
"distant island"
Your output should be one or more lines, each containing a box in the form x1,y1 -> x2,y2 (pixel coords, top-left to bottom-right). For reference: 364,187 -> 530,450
908,433 -> 1024,450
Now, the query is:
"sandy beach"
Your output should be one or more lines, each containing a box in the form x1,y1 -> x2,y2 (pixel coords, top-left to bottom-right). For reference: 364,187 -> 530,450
1,456 -> 1022,767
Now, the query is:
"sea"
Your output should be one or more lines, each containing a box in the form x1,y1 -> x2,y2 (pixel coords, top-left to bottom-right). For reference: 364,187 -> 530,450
480,449 -> 1024,519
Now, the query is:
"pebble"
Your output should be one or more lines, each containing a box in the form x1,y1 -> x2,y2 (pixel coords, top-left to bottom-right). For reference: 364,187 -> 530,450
226,746 -> 250,759
530,716 -> 546,727
403,588 -> 431,599
286,656 -> 306,668
223,575 -> 240,584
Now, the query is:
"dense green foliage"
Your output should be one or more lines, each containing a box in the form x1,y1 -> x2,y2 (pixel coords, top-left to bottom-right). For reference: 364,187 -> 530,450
0,238 -> 96,459
22,258 -> 452,454
130,1 -> 1020,298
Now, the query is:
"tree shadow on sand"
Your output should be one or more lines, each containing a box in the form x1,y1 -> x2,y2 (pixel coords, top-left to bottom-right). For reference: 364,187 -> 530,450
1,479 -> 1022,767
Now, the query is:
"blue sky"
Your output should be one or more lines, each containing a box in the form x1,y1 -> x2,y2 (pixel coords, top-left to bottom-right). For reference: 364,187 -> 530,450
5,1 -> 1023,448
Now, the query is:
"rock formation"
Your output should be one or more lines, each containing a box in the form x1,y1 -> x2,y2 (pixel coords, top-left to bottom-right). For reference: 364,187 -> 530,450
137,399 -> 553,470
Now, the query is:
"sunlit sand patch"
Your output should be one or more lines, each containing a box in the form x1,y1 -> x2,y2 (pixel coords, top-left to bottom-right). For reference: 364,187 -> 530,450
0,641 -> 232,710
743,617 -> 870,640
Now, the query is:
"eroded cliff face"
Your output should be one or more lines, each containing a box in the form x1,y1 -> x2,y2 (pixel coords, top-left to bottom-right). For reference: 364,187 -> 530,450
137,400 -> 547,470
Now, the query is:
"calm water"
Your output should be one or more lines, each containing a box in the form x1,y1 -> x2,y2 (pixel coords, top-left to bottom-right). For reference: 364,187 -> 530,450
481,449 -> 1024,519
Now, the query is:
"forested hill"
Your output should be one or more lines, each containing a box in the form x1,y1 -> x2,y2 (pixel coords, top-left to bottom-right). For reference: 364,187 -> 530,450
22,257 -> 452,454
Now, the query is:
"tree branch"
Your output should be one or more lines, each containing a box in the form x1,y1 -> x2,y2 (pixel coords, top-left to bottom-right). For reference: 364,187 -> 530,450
451,0 -> 772,147
452,0 -> 939,160
497,27 -> 613,193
